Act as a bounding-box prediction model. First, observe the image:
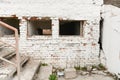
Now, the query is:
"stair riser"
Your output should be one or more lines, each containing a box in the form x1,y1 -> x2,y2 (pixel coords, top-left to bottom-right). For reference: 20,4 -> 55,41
13,58 -> 29,76
0,43 -> 4,48
0,69 -> 15,80
0,76 -> 12,80
0,48 -> 15,58
3,53 -> 16,60
32,63 -> 41,80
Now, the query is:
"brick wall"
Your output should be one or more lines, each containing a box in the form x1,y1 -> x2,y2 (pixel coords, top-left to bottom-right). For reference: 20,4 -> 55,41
0,0 -> 102,68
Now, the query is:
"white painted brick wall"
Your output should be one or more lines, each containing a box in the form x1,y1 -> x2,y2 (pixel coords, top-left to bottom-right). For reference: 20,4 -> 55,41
0,0 -> 103,68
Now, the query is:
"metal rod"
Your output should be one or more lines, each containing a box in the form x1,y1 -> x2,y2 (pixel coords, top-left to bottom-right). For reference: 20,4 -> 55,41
0,21 -> 17,31
0,21 -> 20,80
0,40 -> 16,48
0,57 -> 16,66
15,30 -> 20,80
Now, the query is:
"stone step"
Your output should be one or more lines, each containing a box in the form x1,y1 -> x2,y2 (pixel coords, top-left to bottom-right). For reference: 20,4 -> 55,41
35,65 -> 52,80
12,59 -> 41,80
0,42 -> 10,49
0,42 -> 4,47
0,44 -> 6,49
0,48 -> 15,58
0,56 -> 29,80
4,52 -> 16,60
0,41 -> 15,49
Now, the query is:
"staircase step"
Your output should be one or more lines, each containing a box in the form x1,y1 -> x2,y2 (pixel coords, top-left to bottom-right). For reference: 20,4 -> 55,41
0,45 -> 5,49
0,43 -> 5,49
0,56 -> 29,80
12,59 -> 41,80
4,52 -> 16,60
36,65 -> 52,80
0,42 -> 4,47
0,48 -> 15,58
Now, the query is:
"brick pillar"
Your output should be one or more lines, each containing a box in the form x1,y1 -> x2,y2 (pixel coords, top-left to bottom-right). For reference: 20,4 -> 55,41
19,18 -> 27,40
52,18 -> 59,39
19,18 -> 28,54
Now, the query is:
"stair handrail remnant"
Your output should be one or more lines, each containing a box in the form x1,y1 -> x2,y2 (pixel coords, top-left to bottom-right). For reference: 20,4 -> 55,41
0,21 -> 20,80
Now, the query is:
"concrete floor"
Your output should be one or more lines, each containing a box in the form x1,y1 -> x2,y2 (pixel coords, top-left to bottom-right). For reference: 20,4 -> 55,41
58,74 -> 115,80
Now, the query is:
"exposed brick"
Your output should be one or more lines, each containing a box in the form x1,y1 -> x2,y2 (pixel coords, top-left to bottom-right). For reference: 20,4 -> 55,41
0,0 -> 102,68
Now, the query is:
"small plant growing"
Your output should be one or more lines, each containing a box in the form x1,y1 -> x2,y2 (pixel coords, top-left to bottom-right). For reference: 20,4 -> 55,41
97,63 -> 106,70
92,65 -> 97,69
41,63 -> 48,66
49,74 -> 57,80
52,67 -> 57,74
81,66 -> 87,71
57,67 -> 64,72
74,66 -> 87,71
74,66 -> 81,70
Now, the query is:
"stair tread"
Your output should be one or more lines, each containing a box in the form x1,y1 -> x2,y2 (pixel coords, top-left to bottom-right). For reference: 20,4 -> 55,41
0,44 -> 5,49
0,41 -> 15,49
36,65 -> 52,80
0,56 -> 29,80
4,52 -> 16,60
0,42 -> 4,47
12,59 -> 40,80
0,48 -> 15,58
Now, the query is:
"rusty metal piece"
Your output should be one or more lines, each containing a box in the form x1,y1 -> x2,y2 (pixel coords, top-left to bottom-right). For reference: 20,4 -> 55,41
30,17 -> 38,21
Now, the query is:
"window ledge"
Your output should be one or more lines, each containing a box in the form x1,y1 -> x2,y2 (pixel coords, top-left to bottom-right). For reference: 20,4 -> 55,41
27,35 -> 52,40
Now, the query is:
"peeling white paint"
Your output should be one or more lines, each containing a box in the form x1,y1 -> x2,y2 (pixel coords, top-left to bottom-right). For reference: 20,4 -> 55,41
0,0 -> 103,68
102,5 -> 120,74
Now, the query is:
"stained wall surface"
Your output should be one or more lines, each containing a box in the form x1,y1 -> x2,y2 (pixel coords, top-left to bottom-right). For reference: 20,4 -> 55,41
0,0 -> 103,67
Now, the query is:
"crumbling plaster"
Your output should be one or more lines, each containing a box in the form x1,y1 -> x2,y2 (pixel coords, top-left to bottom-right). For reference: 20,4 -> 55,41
0,0 -> 103,68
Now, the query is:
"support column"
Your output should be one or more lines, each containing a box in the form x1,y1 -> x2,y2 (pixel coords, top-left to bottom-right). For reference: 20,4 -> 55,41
19,18 -> 27,40
19,17 -> 28,54
52,18 -> 59,39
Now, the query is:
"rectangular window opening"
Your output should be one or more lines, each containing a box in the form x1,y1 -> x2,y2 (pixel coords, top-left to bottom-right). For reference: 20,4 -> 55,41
59,20 -> 84,36
0,17 -> 20,37
27,19 -> 52,36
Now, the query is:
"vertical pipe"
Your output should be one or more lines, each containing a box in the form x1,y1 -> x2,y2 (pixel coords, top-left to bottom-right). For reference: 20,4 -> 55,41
15,30 -> 20,80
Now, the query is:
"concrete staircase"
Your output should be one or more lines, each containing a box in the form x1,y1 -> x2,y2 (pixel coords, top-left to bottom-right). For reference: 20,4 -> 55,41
0,41 -> 42,80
